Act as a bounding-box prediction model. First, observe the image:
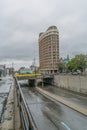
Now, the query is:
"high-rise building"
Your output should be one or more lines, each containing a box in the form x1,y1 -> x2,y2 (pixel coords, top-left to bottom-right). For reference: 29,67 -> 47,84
38,26 -> 59,74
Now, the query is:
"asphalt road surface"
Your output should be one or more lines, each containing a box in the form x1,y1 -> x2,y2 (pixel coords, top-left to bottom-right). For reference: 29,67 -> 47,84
21,86 -> 87,130
40,85 -> 87,109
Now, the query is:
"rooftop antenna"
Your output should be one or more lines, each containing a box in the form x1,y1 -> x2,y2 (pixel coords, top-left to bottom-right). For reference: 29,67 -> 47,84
31,48 -> 36,74
34,48 -> 36,74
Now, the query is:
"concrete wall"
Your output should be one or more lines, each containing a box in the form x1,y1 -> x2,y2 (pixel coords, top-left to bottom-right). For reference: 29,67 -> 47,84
54,75 -> 87,95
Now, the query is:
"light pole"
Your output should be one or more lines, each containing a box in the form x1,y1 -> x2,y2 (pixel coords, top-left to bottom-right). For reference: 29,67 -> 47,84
12,62 -> 14,75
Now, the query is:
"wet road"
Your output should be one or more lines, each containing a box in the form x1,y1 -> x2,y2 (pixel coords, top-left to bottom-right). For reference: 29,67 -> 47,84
0,76 -> 12,93
0,76 -> 13,120
21,86 -> 87,130
40,85 -> 87,109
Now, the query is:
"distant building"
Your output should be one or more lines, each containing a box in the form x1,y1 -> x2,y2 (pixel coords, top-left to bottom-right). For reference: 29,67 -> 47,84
19,68 -> 33,74
6,67 -> 14,75
38,26 -> 59,74
59,55 -> 70,73
63,55 -> 70,64
0,65 -> 6,76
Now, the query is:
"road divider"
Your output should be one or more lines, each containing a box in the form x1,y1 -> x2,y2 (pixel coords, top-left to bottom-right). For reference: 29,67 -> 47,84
36,87 -> 87,116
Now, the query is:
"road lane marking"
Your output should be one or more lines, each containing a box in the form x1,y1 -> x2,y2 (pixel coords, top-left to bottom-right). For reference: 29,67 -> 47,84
61,122 -> 71,130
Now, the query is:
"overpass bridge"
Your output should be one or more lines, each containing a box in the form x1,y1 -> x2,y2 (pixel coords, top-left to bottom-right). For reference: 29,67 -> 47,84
15,73 -> 42,80
15,73 -> 54,86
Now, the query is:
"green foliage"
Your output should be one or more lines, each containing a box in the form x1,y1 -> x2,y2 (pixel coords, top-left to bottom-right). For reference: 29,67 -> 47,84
66,54 -> 87,72
0,71 -> 2,77
58,62 -> 66,73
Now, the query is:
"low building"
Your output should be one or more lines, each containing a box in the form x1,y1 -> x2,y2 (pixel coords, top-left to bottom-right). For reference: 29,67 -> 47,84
19,68 -> 33,74
0,65 -> 6,77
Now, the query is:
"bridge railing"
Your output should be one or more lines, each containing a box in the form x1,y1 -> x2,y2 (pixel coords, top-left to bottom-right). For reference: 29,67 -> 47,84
14,77 -> 38,130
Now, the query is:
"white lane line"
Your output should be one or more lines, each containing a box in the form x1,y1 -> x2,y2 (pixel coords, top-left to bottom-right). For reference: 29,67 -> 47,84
61,122 -> 71,130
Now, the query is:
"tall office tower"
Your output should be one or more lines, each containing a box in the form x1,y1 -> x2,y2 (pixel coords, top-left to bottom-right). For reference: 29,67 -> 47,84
38,26 -> 59,74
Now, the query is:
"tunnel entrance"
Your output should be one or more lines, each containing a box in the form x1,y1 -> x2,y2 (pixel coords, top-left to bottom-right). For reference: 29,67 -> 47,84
43,77 -> 53,85
28,79 -> 36,87
37,81 -> 42,86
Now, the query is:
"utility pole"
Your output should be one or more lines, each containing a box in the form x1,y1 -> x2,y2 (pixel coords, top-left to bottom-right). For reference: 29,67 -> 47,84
12,62 -> 14,75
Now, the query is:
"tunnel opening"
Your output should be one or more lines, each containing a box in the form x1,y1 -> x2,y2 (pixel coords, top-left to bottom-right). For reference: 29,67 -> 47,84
36,77 -> 53,87
37,81 -> 42,86
28,79 -> 36,87
43,78 -> 53,86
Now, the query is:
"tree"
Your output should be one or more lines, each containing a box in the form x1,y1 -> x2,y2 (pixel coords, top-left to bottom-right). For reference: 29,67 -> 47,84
58,62 -> 66,73
0,71 -> 2,77
66,54 -> 87,72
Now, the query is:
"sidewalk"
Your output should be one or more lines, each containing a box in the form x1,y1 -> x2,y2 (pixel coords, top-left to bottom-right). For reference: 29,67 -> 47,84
36,87 -> 87,116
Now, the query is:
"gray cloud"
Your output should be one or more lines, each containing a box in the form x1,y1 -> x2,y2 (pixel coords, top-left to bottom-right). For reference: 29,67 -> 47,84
0,0 -> 87,63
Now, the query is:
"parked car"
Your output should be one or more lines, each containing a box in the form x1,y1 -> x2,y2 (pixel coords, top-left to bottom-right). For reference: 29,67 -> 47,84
72,72 -> 78,75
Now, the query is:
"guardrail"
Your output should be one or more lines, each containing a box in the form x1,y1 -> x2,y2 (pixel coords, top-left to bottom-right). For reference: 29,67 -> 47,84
14,77 -> 38,130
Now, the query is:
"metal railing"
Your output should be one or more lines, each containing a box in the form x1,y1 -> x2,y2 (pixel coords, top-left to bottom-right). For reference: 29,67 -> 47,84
14,77 -> 38,130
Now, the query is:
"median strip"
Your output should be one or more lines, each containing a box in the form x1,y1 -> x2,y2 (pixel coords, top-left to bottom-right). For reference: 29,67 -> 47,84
36,87 -> 87,116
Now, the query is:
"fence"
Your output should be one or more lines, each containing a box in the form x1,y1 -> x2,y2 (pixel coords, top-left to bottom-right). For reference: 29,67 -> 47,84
14,77 -> 38,130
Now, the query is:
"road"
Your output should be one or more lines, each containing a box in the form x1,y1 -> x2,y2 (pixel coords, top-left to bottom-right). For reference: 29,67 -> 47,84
20,85 -> 87,130
40,85 -> 87,109
0,76 -> 13,125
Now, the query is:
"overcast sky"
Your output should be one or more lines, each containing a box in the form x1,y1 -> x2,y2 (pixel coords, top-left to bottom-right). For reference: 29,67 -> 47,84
0,0 -> 87,69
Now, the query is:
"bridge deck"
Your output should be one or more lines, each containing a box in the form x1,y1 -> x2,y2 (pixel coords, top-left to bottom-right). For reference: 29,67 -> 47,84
15,74 -> 53,81
15,73 -> 41,77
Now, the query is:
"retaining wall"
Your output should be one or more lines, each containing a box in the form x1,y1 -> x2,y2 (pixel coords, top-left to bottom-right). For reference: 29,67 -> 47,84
54,75 -> 87,95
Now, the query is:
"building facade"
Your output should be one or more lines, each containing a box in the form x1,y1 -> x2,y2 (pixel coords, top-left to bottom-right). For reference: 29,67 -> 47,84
38,26 -> 59,74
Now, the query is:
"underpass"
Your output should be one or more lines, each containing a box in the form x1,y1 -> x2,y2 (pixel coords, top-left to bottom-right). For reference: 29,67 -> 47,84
18,80 -> 87,130
38,85 -> 87,110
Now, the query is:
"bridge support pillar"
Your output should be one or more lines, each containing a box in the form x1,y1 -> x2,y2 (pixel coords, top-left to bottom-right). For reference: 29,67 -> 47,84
28,78 -> 43,87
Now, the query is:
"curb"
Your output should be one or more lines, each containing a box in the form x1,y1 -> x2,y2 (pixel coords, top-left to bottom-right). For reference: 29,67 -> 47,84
36,87 -> 87,116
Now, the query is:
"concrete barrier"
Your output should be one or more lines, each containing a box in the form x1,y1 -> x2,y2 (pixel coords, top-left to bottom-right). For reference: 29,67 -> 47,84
36,87 -> 87,116
54,75 -> 87,95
